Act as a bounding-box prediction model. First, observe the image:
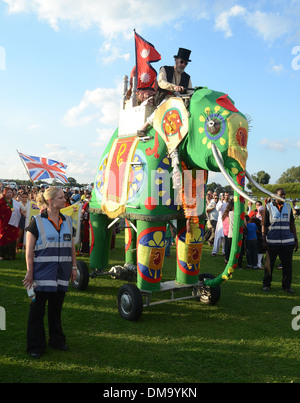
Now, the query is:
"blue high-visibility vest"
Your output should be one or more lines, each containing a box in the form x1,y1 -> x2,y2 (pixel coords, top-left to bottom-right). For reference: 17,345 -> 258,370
33,214 -> 73,292
266,202 -> 294,246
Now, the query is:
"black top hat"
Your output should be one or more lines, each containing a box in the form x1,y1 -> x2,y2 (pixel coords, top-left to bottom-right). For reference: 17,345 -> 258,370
174,48 -> 191,62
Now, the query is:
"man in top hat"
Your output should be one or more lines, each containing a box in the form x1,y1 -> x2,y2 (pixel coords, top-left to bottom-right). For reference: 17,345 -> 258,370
137,47 -> 193,136
155,47 -> 193,105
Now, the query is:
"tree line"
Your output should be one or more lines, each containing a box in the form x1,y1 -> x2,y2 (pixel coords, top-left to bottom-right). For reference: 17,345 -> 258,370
208,166 -> 300,198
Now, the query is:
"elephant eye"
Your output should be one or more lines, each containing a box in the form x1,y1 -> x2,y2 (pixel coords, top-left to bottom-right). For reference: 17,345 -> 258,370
204,114 -> 225,140
207,118 -> 221,135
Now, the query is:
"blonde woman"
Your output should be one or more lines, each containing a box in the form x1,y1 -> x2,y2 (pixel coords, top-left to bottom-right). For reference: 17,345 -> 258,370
23,187 -> 77,358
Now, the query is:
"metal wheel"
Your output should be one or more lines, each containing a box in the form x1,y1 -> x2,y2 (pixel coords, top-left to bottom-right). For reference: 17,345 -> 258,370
117,283 -> 143,321
197,273 -> 221,305
71,260 -> 90,291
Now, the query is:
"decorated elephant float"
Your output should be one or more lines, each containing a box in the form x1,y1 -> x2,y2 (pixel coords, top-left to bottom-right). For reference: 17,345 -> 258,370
72,81 -> 282,320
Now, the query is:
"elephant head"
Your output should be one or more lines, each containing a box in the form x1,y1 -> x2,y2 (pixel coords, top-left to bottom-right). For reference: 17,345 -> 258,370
179,88 -> 282,286
181,88 -> 251,198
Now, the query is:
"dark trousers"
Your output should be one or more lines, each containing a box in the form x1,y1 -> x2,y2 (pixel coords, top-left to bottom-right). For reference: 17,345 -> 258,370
0,241 -> 16,260
263,244 -> 294,289
237,234 -> 246,268
165,237 -> 171,257
27,291 -> 66,354
246,239 -> 258,267
224,236 -> 229,261
205,220 -> 217,244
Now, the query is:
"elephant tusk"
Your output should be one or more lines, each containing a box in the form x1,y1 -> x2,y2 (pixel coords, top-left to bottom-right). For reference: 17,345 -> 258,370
245,170 -> 285,203
211,144 -> 256,204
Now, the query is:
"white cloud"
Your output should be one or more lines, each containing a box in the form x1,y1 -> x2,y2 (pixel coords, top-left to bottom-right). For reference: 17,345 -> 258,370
61,84 -> 122,128
28,123 -> 39,129
259,138 -> 289,152
3,0 -> 296,46
45,149 -> 95,182
215,5 -> 246,38
99,42 -> 130,64
45,143 -> 66,150
92,128 -> 115,148
246,11 -> 290,42
3,0 -> 199,38
268,57 -> 284,74
3,0 -> 26,13
271,64 -> 284,74
215,5 -> 291,42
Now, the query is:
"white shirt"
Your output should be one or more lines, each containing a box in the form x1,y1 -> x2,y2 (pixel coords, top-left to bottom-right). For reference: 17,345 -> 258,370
206,201 -> 218,221
8,199 -> 21,227
228,210 -> 234,238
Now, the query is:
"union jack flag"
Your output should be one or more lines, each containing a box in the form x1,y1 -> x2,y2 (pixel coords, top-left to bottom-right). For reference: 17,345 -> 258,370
18,152 -> 68,184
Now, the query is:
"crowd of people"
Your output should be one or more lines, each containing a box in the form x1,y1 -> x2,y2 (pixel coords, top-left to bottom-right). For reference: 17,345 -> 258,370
0,183 -> 92,260
1,182 -> 298,292
204,188 -> 298,293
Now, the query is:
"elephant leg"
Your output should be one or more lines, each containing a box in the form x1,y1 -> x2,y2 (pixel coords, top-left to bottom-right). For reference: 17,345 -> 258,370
89,212 -> 112,271
125,218 -> 137,266
175,218 -> 205,285
136,220 -> 166,291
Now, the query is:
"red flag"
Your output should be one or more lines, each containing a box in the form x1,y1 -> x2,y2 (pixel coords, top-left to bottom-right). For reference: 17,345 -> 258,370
134,30 -> 161,90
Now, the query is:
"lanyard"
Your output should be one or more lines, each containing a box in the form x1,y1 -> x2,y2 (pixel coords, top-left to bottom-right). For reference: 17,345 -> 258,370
5,198 -> 14,211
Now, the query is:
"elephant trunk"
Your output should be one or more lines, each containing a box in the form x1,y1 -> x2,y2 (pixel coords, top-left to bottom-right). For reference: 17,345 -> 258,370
245,170 -> 285,202
211,144 -> 255,203
204,145 -> 246,287
204,187 -> 245,287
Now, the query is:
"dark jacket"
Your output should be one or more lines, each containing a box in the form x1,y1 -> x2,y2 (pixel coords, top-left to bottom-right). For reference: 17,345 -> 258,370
154,66 -> 190,106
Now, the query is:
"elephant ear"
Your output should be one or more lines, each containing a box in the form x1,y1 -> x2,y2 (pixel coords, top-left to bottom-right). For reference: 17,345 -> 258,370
153,97 -> 189,154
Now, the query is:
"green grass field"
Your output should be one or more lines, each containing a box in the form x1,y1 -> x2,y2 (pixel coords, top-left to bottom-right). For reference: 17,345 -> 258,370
0,221 -> 299,383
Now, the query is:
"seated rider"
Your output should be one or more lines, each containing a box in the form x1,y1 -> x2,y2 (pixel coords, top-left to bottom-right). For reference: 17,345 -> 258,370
137,47 -> 193,136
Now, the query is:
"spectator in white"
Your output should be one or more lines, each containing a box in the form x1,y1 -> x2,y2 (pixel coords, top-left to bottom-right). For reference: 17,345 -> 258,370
212,191 -> 230,257
206,190 -> 213,205
256,205 -> 265,269
206,193 -> 219,247
292,200 -> 299,218
16,191 -> 29,252
247,201 -> 253,214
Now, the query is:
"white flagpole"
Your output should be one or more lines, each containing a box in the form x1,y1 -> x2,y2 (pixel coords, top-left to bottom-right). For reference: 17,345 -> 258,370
16,150 -> 34,185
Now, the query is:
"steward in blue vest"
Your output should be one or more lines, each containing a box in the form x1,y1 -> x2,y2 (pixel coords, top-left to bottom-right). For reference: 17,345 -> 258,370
262,188 -> 298,293
23,187 -> 77,358
27,211 -> 73,292
265,202 -> 295,246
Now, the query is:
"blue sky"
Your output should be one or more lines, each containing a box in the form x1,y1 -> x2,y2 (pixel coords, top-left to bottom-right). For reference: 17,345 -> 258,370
0,0 -> 300,186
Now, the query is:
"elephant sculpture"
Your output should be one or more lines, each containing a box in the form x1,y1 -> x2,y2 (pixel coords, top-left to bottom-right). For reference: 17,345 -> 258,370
79,86 -> 282,320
